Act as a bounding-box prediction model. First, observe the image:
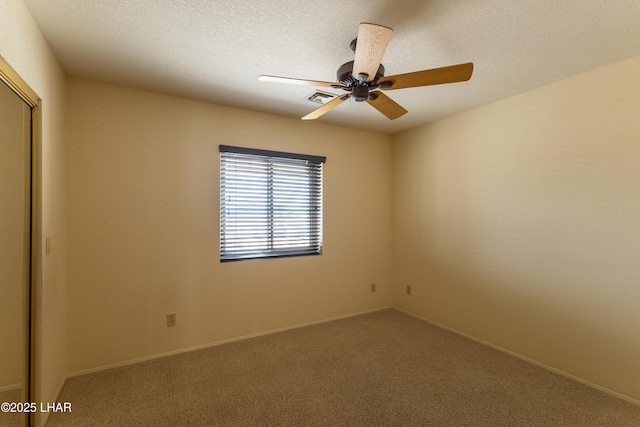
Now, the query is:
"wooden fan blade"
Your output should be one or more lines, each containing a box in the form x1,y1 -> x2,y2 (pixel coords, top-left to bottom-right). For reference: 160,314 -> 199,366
353,23 -> 393,82
379,62 -> 474,90
302,95 -> 350,120
259,75 -> 345,88
366,91 -> 407,120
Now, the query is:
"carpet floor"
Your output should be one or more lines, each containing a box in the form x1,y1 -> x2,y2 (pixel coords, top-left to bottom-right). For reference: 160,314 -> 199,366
46,309 -> 640,426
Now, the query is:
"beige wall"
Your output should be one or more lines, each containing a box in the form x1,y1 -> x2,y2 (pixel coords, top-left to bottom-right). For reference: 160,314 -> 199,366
0,0 -> 68,423
392,55 -> 640,402
66,78 -> 393,373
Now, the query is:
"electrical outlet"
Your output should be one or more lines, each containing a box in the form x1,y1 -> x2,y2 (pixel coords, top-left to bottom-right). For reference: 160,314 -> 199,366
406,285 -> 412,295
167,313 -> 176,327
370,283 -> 376,293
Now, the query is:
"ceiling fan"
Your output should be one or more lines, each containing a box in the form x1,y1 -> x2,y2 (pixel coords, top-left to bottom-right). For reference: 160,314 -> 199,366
259,22 -> 474,121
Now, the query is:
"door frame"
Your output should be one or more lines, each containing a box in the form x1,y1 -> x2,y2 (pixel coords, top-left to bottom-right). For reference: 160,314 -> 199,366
0,54 -> 41,427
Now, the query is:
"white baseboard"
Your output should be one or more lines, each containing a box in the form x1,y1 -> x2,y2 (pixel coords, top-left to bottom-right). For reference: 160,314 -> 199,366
67,306 -> 393,378
394,307 -> 640,407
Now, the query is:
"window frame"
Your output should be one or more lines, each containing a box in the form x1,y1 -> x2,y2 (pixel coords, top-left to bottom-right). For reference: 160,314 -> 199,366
219,145 -> 326,262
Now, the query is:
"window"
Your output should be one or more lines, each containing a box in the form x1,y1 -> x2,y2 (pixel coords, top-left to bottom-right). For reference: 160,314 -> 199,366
220,145 -> 325,262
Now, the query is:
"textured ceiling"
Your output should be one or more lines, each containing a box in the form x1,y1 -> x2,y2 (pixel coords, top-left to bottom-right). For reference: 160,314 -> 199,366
23,0 -> 640,134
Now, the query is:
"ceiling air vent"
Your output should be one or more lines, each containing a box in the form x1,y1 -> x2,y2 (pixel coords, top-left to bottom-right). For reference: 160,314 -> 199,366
306,91 -> 337,105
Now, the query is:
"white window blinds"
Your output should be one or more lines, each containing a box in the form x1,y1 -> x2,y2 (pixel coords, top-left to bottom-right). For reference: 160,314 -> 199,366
220,145 -> 325,262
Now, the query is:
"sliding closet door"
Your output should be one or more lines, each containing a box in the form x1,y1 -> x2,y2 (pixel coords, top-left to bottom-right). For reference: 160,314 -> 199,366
0,78 -> 32,427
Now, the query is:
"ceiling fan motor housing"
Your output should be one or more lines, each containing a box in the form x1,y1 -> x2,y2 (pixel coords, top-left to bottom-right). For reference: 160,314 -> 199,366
336,60 -> 386,84
336,60 -> 386,102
